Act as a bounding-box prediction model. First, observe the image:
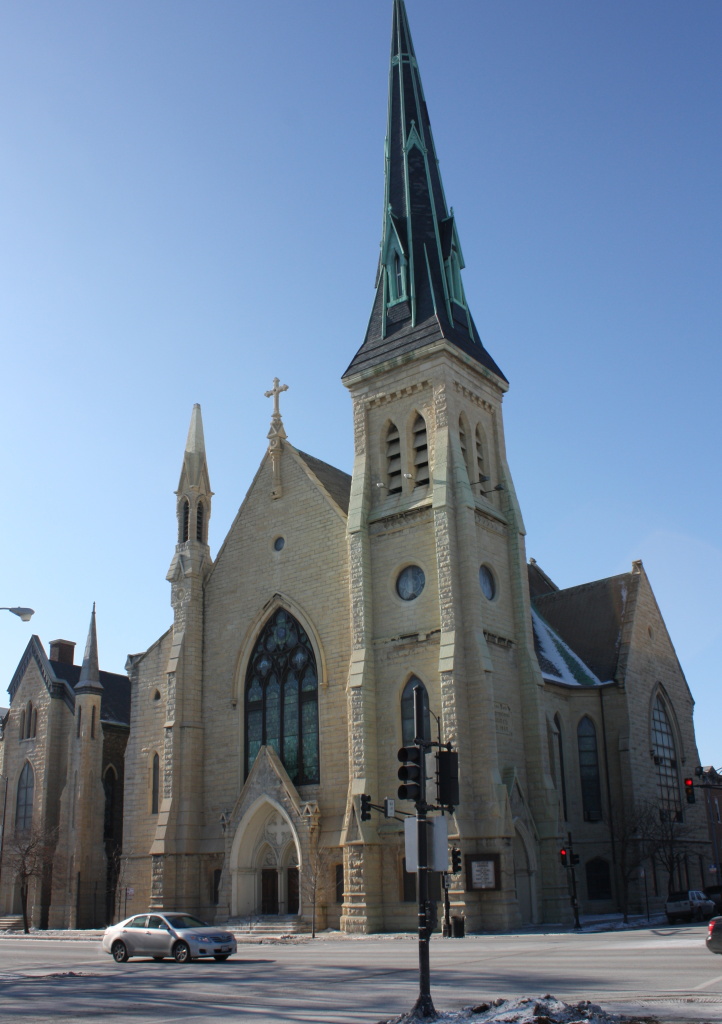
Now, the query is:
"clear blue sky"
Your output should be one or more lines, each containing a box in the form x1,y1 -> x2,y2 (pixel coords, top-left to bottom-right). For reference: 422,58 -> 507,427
1,1 -> 720,766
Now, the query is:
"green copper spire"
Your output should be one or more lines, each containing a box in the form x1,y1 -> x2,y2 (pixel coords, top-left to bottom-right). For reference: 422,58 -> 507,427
343,0 -> 505,383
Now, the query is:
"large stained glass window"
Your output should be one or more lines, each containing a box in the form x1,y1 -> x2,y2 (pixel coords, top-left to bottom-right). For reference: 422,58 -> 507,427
651,696 -> 682,822
245,609 -> 319,785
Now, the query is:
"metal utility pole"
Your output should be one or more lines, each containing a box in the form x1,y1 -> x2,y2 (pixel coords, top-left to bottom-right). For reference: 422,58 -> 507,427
411,684 -> 435,1019
567,832 -> 581,930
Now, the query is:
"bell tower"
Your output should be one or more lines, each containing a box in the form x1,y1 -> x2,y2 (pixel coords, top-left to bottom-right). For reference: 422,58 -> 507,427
341,0 -> 558,932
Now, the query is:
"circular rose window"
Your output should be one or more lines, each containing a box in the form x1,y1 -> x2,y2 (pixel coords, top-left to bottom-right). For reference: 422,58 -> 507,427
479,565 -> 496,601
396,565 -> 426,601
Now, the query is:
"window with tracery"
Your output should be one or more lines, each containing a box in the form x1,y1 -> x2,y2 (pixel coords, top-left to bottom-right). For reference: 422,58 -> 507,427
577,716 -> 602,822
245,609 -> 319,785
412,414 -> 429,487
554,713 -> 568,821
652,696 -> 682,821
400,676 -> 431,746
16,762 -> 34,832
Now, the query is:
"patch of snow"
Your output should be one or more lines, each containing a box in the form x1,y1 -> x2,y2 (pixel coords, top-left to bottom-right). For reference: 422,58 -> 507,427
378,994 -> 655,1024
532,611 -> 601,688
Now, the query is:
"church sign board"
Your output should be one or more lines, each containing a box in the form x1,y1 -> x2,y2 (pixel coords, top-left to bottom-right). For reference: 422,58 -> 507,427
465,854 -> 501,891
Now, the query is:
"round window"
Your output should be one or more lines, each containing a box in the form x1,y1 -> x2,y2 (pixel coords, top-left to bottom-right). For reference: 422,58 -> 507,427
273,536 -> 285,551
479,565 -> 496,601
396,565 -> 425,601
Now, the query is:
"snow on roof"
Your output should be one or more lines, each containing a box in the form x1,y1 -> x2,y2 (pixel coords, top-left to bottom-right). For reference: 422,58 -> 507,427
531,609 -> 602,688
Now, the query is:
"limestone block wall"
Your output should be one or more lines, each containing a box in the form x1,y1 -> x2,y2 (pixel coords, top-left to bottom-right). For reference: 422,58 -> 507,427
121,629 -> 172,916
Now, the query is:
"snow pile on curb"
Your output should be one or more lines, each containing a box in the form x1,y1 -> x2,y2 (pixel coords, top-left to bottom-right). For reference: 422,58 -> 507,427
378,993 -> 658,1024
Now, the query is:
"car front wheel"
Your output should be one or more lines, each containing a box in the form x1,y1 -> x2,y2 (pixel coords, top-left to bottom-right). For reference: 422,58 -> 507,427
112,941 -> 129,963
173,941 -> 191,963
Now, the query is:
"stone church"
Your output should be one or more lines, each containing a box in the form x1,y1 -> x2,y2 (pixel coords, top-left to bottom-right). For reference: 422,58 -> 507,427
0,1 -> 711,931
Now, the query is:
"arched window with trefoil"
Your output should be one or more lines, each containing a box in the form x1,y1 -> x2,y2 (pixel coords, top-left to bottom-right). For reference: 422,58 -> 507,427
245,608 -> 319,785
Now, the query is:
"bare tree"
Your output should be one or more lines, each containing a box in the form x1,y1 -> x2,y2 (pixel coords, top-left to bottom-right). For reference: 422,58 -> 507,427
4,826 -> 57,933
300,831 -> 334,938
609,803 -> 659,922
650,812 -> 702,898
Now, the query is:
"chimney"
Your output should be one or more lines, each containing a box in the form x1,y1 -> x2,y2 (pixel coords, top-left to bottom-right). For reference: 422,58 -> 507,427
49,639 -> 76,665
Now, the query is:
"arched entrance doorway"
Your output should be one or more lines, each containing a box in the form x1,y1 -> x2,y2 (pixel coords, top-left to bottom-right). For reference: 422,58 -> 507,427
512,823 -> 537,925
229,799 -> 302,918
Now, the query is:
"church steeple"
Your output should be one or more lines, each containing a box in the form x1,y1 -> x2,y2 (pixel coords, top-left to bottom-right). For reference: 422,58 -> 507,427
343,0 -> 505,383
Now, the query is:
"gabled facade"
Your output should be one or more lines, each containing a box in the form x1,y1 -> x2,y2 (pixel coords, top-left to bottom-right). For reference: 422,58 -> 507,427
0,616 -> 129,928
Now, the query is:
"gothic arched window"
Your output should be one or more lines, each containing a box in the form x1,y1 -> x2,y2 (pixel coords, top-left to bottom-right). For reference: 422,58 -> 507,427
245,609 -> 319,785
196,501 -> 205,543
103,767 -> 117,841
180,499 -> 190,543
151,753 -> 160,814
475,426 -> 486,484
400,676 -> 430,747
554,713 -> 568,821
16,762 -> 34,832
651,695 -> 682,821
577,716 -> 603,822
412,414 -> 429,488
386,423 -> 402,495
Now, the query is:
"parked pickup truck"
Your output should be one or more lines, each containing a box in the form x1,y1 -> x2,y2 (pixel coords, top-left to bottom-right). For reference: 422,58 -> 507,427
666,889 -> 716,923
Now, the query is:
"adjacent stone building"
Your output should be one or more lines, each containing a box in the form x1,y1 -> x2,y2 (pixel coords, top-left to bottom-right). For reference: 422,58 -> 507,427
0,0 -> 711,931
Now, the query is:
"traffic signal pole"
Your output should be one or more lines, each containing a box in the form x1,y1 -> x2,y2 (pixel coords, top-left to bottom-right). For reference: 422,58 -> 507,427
412,685 -> 435,1019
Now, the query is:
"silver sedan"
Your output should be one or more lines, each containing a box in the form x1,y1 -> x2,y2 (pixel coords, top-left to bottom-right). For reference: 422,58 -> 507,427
102,912 -> 237,963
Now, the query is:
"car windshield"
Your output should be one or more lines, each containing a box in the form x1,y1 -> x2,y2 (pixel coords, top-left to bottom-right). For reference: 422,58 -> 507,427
165,915 -> 208,929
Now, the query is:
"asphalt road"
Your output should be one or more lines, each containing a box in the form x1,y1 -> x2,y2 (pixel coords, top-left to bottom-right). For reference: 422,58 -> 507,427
1,924 -> 721,1024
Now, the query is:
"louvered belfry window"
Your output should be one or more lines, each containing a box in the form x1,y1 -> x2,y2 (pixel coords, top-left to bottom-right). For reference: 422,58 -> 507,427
386,423 -> 402,494
245,609 -> 319,785
413,415 -> 429,487
196,501 -> 204,542
181,499 -> 190,542
475,426 -> 485,483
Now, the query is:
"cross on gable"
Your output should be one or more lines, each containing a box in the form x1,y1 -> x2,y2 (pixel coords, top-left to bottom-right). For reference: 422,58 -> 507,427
265,377 -> 289,418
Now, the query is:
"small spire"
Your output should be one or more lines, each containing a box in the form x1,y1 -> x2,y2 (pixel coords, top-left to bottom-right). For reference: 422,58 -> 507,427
185,403 -> 206,455
77,602 -> 102,692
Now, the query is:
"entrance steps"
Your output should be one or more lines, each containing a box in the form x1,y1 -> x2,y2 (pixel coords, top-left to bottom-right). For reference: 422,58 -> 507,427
0,916 -> 23,932
227,914 -> 311,936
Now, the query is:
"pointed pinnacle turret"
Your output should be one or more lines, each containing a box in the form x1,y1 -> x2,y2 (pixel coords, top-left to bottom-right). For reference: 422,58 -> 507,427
343,0 -> 505,384
185,403 -> 206,455
76,602 -> 102,693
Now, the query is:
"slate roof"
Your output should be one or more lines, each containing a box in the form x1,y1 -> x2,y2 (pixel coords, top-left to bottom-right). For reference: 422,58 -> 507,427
531,609 -> 602,687
295,450 -> 352,514
343,0 -> 505,383
49,661 -> 131,727
530,570 -> 631,685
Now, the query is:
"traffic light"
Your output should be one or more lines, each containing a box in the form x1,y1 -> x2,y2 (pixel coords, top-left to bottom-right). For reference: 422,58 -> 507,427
560,847 -> 568,867
571,853 -> 580,866
684,778 -> 696,804
360,794 -> 372,821
451,847 -> 462,874
437,750 -> 459,809
397,745 -> 423,803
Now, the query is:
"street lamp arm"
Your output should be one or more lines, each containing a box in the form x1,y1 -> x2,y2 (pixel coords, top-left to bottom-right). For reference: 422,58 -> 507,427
0,607 -> 35,622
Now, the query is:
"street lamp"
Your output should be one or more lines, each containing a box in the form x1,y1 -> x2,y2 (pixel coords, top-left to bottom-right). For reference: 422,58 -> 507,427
0,607 -> 34,623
